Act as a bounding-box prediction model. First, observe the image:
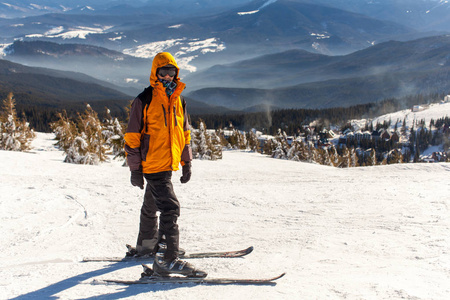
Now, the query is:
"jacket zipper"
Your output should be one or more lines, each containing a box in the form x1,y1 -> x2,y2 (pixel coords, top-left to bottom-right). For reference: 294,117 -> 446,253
166,95 -> 173,169
173,106 -> 178,126
161,104 -> 167,127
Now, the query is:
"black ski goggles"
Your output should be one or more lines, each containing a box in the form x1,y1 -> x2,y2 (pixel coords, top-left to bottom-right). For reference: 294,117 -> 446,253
157,67 -> 177,77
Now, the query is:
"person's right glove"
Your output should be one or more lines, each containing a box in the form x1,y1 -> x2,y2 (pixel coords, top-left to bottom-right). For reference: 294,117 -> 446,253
130,170 -> 144,189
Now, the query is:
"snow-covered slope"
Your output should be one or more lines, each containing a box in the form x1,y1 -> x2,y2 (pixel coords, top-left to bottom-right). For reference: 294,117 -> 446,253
371,102 -> 450,129
0,133 -> 449,299
350,102 -> 450,132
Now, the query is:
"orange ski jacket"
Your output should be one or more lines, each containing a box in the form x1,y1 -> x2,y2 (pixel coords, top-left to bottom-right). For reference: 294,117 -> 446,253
124,52 -> 192,174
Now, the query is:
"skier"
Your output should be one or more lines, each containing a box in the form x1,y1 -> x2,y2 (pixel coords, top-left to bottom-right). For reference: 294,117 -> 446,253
124,52 -> 206,277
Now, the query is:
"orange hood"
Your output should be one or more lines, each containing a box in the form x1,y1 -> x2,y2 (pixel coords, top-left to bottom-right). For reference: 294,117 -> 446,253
149,52 -> 180,87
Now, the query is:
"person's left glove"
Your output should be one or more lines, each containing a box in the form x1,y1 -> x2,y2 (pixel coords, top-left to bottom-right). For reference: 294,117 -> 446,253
131,170 -> 144,189
180,162 -> 191,184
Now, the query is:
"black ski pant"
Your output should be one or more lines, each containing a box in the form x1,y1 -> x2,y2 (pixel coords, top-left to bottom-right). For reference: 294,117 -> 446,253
137,171 -> 180,260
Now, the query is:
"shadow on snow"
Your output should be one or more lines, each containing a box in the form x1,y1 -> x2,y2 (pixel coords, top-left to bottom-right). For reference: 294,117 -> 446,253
10,261 -> 183,300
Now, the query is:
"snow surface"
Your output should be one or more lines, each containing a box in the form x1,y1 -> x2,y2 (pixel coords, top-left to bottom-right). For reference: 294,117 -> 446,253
371,102 -> 450,129
1,133 -> 449,299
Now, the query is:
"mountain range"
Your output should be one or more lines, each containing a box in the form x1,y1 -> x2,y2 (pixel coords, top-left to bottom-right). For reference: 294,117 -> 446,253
0,0 -> 449,122
300,0 -> 450,32
0,0 -> 423,88
186,35 -> 450,111
0,1 -> 253,19
184,34 -> 450,90
0,58 -> 231,126
0,58 -> 132,118
2,0 -> 450,32
0,0 -> 417,58
3,40 -> 150,95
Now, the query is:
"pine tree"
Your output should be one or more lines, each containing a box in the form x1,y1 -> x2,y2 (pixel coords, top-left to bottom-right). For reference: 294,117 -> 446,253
246,130 -> 260,152
387,148 -> 403,165
317,148 -> 332,166
190,120 -> 222,160
349,147 -> 359,167
328,145 -> 340,167
338,146 -> 350,168
50,110 -> 77,152
209,130 -> 223,160
271,129 -> 289,159
365,148 -> 377,166
194,120 -> 209,158
51,104 -> 107,165
229,129 -> 247,150
263,138 -> 277,156
102,107 -> 125,159
0,92 -> 35,151
190,124 -> 200,158
286,140 -> 300,161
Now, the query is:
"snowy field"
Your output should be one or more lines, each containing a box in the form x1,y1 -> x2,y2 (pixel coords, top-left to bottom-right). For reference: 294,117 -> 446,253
0,133 -> 449,299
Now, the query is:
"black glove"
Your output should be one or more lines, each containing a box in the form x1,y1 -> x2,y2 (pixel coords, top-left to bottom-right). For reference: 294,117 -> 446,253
131,170 -> 144,189
180,162 -> 191,184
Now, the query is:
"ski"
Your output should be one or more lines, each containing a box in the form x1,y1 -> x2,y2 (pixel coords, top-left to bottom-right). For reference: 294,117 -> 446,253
97,273 -> 285,286
82,246 -> 253,262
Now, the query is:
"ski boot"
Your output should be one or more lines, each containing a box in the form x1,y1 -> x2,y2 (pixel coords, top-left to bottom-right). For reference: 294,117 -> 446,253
155,242 -> 186,257
153,245 -> 207,278
125,244 -> 139,257
125,244 -> 155,258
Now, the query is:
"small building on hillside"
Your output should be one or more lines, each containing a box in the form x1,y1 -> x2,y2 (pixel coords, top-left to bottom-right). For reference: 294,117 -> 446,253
391,131 -> 400,143
380,130 -> 391,140
371,130 -> 381,141
412,105 -> 426,112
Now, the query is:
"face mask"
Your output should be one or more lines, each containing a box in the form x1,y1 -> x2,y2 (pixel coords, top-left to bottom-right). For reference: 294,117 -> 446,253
159,79 -> 177,96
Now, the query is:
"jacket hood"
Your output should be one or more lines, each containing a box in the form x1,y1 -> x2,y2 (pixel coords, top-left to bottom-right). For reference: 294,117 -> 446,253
150,52 -> 180,87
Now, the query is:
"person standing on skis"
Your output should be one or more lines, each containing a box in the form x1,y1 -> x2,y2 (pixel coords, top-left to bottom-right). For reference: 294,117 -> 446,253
124,52 -> 206,277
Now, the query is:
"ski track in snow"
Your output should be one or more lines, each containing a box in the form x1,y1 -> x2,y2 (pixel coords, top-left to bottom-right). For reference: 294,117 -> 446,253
0,133 -> 449,299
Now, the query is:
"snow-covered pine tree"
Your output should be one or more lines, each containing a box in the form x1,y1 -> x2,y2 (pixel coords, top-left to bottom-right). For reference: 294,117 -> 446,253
294,139 -> 308,162
306,141 -> 318,163
349,147 -> 359,167
52,105 -> 107,165
328,145 -> 340,167
228,129 -> 247,150
209,130 -> 223,160
50,110 -> 78,152
387,148 -> 403,165
190,124 -> 200,158
316,148 -> 332,166
190,120 -> 222,160
192,120 -> 208,159
367,148 -> 377,166
102,107 -> 125,160
287,139 -> 302,161
0,92 -> 35,151
72,104 -> 108,164
286,144 -> 299,161
338,146 -> 350,168
271,129 -> 289,159
246,130 -> 260,152
263,138 -> 277,155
